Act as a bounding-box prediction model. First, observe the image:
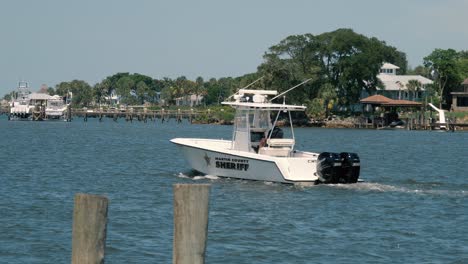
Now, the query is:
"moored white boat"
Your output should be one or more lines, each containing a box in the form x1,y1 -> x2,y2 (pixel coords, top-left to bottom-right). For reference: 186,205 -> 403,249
9,81 -> 34,121
44,95 -> 70,121
171,83 -> 360,184
8,81 -> 70,121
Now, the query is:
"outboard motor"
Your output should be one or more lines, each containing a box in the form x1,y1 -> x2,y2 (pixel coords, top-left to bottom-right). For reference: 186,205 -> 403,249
340,152 -> 360,183
316,152 -> 342,183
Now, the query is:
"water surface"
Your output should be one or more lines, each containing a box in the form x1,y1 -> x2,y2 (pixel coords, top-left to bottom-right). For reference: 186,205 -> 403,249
0,116 -> 467,263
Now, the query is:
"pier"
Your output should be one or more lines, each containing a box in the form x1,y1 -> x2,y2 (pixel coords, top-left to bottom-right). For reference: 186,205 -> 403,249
72,108 -> 204,124
353,116 -> 468,131
1,106 -> 467,130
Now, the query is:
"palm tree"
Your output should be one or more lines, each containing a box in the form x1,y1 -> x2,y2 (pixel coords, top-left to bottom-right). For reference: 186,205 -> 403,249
406,79 -> 422,101
195,76 -> 204,105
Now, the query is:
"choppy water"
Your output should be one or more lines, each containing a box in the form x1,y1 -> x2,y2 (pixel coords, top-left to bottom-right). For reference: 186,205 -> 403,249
0,116 -> 467,263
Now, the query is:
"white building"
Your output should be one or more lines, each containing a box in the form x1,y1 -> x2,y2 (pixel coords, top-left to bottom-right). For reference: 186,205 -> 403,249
377,63 -> 433,101
175,94 -> 204,107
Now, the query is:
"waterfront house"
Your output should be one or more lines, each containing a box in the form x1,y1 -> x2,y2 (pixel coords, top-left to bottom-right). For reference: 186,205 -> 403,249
104,90 -> 121,106
360,94 -> 422,127
450,79 -> 468,112
376,63 -> 433,101
175,94 -> 204,107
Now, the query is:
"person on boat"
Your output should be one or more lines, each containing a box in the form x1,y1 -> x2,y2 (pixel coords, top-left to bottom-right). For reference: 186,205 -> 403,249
268,126 -> 283,139
256,126 -> 284,152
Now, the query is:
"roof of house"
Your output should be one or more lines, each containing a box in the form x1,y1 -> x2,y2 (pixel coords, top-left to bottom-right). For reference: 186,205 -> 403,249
384,99 -> 422,107
360,95 -> 422,107
381,63 -> 400,69
360,94 -> 392,104
28,93 -> 53,100
462,78 -> 468,85
378,74 -> 433,91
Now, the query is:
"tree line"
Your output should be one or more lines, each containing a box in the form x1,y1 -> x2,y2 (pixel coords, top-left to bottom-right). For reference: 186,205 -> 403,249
4,28 -> 468,116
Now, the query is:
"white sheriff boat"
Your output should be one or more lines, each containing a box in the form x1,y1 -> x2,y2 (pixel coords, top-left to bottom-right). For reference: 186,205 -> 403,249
171,86 -> 360,184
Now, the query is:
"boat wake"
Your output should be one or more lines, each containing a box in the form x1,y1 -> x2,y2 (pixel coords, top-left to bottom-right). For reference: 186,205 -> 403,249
177,172 -> 219,181
330,182 -> 468,197
194,175 -> 220,180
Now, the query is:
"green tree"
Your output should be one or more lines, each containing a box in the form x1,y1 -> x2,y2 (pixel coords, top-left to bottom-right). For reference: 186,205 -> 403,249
258,34 -> 320,104
406,79 -> 422,100
159,77 -> 175,105
94,79 -> 111,106
115,76 -> 136,105
3,93 -> 12,101
136,81 -> 149,104
195,76 -> 204,105
205,78 -> 221,105
47,87 -> 55,95
424,48 -> 461,108
55,80 -> 93,107
258,29 -> 407,107
407,65 -> 431,77
458,50 -> 468,80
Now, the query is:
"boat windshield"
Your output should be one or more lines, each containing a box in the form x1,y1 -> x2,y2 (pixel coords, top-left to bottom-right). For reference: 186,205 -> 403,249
234,109 -> 249,130
249,109 -> 270,130
232,109 -> 250,151
48,100 -> 63,107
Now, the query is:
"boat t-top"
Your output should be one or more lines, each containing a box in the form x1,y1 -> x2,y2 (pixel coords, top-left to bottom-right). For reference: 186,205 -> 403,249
9,81 -> 35,121
171,81 -> 360,184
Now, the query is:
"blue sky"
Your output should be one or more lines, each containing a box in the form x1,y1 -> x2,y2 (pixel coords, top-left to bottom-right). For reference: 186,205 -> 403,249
1,0 -> 467,96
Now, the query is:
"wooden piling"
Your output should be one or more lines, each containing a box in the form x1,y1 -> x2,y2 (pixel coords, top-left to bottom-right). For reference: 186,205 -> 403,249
67,105 -> 72,122
173,184 -> 211,264
71,193 -> 109,264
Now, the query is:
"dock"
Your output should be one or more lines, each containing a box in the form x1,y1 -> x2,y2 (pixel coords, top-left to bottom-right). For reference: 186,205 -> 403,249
1,106 -> 467,130
72,108 -> 203,123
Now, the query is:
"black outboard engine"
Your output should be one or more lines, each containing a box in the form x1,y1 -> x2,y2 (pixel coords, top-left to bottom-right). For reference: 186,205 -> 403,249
340,152 -> 360,183
316,152 -> 342,183
316,152 -> 360,184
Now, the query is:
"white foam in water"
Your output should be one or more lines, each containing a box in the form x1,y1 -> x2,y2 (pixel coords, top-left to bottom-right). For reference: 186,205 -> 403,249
177,172 -> 220,181
191,175 -> 220,181
332,182 -> 468,197
204,175 -> 219,180
177,172 -> 190,179
335,182 -> 408,192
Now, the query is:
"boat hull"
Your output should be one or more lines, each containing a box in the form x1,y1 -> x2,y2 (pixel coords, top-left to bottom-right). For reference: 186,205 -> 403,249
171,138 -> 321,184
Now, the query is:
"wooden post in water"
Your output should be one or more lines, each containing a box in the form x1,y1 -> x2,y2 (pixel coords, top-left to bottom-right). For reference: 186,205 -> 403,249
71,193 -> 109,264
67,105 -> 72,122
173,184 -> 211,264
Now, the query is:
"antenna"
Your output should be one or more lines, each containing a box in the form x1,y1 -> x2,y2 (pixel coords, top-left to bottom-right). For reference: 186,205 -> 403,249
241,76 -> 264,90
269,78 -> 313,102
225,76 -> 264,100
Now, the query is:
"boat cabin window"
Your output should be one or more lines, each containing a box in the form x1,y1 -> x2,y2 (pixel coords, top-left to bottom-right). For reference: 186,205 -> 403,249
249,109 -> 270,130
257,111 -> 270,128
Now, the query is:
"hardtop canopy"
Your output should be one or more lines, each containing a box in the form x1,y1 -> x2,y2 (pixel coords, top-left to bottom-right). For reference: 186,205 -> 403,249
222,101 -> 306,111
